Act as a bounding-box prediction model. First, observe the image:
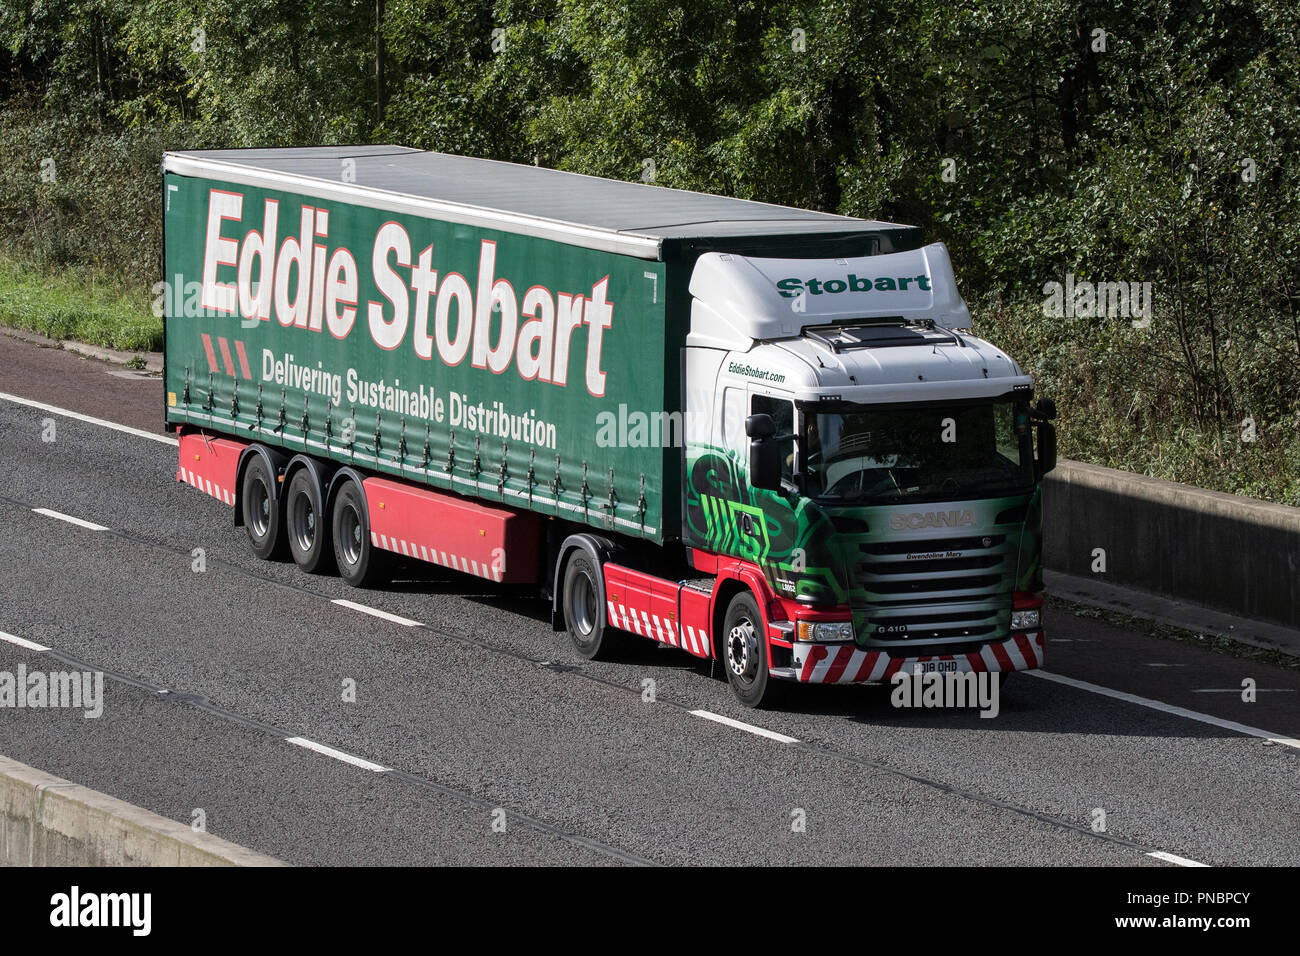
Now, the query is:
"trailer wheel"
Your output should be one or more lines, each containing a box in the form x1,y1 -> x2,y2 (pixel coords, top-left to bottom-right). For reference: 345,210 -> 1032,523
331,480 -> 385,587
242,454 -> 285,560
563,551 -> 619,660
286,469 -> 334,574
722,591 -> 779,708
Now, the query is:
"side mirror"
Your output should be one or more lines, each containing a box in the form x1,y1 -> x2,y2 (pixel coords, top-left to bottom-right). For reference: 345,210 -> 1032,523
749,437 -> 782,491
1036,397 -> 1058,421
1036,422 -> 1057,477
745,413 -> 776,440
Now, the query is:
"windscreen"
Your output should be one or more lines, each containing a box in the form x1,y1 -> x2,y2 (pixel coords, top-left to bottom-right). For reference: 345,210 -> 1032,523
804,401 -> 1033,502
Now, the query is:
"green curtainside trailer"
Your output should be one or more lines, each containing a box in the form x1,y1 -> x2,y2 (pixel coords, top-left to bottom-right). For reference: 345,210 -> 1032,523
162,146 -> 918,544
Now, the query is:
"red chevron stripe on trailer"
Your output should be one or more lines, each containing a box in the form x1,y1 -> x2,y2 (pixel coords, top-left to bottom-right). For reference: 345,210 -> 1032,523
604,564 -> 712,659
362,476 -> 539,584
217,336 -> 236,377
234,339 -> 253,379
199,333 -> 220,374
177,432 -> 245,506
793,631 -> 1044,684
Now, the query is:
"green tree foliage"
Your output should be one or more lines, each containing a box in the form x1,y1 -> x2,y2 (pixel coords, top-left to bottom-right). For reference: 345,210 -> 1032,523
0,0 -> 1296,501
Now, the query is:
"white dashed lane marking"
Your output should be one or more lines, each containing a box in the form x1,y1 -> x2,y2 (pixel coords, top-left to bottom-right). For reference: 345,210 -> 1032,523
31,507 -> 109,532
1147,850 -> 1209,867
330,599 -> 422,628
0,630 -> 50,652
689,709 -> 800,745
284,737 -> 391,773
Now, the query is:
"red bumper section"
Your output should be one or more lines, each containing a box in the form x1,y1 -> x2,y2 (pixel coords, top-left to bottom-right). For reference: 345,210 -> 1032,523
791,632 -> 1044,684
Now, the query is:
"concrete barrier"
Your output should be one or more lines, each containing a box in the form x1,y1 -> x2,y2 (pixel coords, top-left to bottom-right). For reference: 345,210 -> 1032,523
1043,459 -> 1300,631
0,754 -> 284,866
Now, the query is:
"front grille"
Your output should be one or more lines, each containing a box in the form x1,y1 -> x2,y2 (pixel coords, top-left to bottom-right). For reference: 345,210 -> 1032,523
867,573 -> 1002,595
856,533 -> 1009,603
846,529 -> 1018,649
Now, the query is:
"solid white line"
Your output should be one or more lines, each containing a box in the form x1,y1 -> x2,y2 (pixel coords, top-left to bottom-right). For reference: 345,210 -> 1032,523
330,598 -> 421,627
1147,850 -> 1209,868
1026,670 -> 1300,750
284,737 -> 390,773
0,392 -> 177,446
0,631 -> 50,652
31,507 -> 109,532
689,709 -> 800,745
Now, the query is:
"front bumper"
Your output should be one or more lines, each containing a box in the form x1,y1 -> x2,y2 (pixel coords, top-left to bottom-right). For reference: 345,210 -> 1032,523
788,631 -> 1044,684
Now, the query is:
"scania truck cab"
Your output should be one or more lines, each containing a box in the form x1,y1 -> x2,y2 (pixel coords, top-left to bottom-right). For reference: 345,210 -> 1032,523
680,242 -> 1056,706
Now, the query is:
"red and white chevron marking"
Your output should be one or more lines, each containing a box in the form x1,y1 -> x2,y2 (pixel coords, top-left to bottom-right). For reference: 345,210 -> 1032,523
177,466 -> 236,506
199,333 -> 253,379
794,632 -> 1044,684
369,531 -> 504,583
606,600 -> 710,659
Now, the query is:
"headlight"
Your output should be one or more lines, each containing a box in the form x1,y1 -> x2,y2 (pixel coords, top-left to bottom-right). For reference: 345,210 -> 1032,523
1011,608 -> 1041,630
798,620 -> 855,642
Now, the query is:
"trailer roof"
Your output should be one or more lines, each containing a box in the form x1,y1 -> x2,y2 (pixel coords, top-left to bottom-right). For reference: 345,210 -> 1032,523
163,145 -> 916,260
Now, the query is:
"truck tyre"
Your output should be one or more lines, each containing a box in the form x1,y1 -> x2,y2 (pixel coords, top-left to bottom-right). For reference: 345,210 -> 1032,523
286,468 -> 333,574
242,454 -> 286,560
563,551 -> 619,660
331,480 -> 385,587
723,591 -> 779,708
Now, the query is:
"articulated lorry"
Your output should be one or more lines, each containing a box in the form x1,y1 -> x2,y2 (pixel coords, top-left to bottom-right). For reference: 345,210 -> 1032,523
162,145 -> 1057,707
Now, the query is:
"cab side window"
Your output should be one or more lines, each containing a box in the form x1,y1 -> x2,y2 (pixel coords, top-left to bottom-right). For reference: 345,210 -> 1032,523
752,394 -> 794,483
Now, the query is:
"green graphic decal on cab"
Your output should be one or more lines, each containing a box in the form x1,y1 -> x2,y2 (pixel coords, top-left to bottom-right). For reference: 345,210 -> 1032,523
684,444 -> 1039,645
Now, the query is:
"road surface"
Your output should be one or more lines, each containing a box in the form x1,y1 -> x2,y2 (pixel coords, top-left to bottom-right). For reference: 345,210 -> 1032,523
1,334 -> 1297,865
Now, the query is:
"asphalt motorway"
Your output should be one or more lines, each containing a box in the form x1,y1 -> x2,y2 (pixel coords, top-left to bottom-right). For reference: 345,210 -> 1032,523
1,335 -> 1298,866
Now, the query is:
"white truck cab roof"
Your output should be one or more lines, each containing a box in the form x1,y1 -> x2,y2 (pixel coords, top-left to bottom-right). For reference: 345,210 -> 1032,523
689,242 -> 1032,404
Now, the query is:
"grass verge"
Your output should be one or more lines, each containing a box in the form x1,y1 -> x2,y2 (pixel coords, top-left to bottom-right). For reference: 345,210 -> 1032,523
0,256 -> 161,353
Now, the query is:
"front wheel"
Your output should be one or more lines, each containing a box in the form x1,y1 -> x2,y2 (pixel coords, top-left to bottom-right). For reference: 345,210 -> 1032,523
722,591 -> 779,708
562,551 -> 620,660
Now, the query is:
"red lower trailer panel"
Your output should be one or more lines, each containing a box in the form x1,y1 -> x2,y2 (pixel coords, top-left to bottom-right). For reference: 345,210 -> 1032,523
176,432 -> 246,506
362,476 -> 539,584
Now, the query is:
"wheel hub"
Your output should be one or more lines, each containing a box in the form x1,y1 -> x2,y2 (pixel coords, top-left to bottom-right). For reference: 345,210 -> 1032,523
292,493 -> 316,552
568,573 -> 597,636
249,480 -> 270,536
340,505 -> 362,565
727,619 -> 758,681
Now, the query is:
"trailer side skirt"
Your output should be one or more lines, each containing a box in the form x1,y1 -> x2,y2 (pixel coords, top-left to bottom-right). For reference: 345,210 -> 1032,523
363,477 -> 539,584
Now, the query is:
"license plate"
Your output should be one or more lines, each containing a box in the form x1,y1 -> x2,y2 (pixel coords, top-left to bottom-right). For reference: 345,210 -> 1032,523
916,659 -> 959,674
